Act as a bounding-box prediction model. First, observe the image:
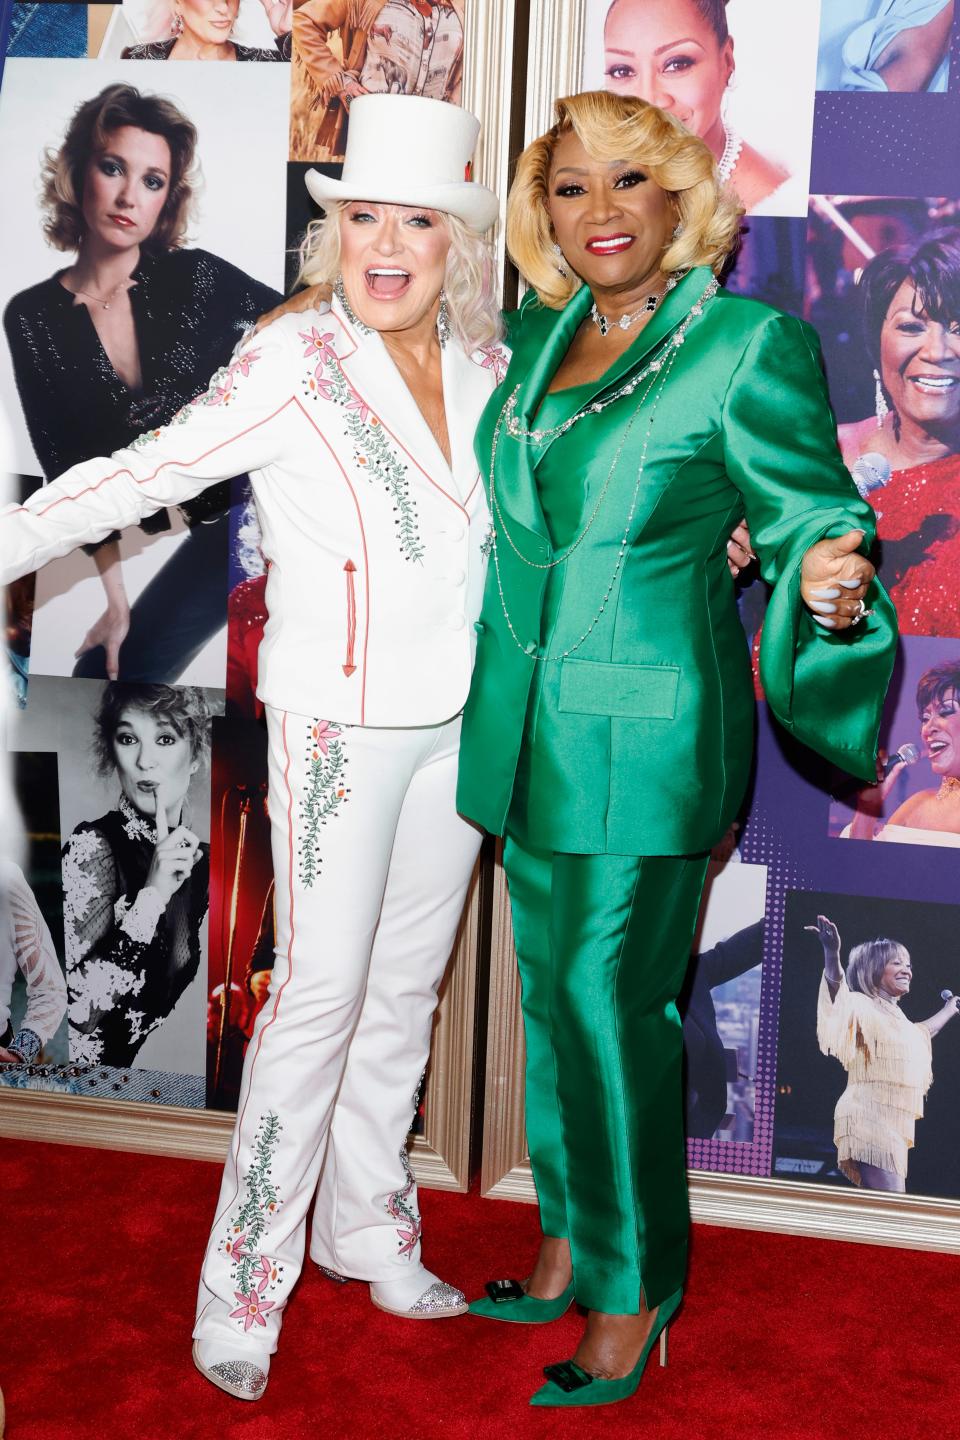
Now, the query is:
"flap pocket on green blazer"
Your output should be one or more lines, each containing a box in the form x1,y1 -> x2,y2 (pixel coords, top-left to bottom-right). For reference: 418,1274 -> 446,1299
558,659 -> 680,720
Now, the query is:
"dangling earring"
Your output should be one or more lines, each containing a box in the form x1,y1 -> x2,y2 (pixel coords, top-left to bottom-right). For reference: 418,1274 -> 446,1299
334,274 -> 372,335
873,368 -> 889,428
672,221 -> 684,240
552,242 -> 568,278
436,290 -> 451,348
171,10 -> 184,35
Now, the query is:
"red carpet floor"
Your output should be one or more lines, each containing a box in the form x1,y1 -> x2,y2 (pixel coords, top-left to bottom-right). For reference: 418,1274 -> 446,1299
3,1138 -> 958,1440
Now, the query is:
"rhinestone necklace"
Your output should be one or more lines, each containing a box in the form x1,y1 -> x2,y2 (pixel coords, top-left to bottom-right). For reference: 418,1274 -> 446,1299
590,275 -> 677,337
503,277 -> 718,447
487,325 -> 688,661
936,775 -> 960,802
717,122 -> 743,185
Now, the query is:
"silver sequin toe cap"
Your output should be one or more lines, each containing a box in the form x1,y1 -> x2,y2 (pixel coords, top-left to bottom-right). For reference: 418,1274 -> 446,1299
205,1358 -> 268,1400
408,1281 -> 469,1317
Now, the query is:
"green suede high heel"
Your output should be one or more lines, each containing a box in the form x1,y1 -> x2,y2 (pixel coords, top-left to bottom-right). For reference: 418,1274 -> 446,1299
529,1288 -> 682,1407
468,1277 -> 576,1324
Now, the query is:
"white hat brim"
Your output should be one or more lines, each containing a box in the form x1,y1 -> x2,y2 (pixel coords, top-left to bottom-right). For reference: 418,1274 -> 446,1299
304,169 -> 499,233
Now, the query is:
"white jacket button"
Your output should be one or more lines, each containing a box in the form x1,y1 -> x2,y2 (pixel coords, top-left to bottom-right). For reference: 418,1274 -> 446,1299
447,612 -> 466,630
446,523 -> 465,542
448,569 -> 466,587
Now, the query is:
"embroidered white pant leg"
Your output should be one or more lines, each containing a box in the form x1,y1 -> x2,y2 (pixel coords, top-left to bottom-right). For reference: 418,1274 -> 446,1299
193,709 -> 472,1357
309,714 -> 481,1280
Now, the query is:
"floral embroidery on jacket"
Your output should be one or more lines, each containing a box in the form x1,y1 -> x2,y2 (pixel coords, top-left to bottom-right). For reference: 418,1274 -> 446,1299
477,344 -> 509,386
298,719 -> 350,889
299,326 -> 425,563
128,347 -> 263,451
224,1110 -> 284,1332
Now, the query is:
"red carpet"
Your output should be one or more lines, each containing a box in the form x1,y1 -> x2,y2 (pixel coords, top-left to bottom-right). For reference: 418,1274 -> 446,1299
3,1138 -> 958,1440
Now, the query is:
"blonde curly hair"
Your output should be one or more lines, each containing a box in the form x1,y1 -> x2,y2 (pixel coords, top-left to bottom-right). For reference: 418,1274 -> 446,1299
296,202 -> 503,352
508,91 -> 743,309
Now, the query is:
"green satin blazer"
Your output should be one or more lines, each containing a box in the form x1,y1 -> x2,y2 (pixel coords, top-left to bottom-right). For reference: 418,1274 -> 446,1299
456,267 -> 898,856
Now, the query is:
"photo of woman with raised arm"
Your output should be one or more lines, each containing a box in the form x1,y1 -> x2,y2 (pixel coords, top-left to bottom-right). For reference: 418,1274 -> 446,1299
62,683 -> 211,1068
2,82 -> 282,682
806,913 -> 959,1191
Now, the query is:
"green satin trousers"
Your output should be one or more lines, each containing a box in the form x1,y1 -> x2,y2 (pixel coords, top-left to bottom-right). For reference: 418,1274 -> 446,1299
502,837 -> 710,1314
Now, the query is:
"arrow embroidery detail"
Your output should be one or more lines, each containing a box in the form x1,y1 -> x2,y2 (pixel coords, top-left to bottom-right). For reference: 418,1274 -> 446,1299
343,559 -> 357,677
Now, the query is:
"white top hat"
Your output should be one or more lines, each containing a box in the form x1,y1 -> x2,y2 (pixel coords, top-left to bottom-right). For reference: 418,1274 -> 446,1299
304,95 -> 499,232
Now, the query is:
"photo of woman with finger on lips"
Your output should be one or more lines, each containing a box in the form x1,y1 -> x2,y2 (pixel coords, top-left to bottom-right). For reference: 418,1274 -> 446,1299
61,683 -> 212,1069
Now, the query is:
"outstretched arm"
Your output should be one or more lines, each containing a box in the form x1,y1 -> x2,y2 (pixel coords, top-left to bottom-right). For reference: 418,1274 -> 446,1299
804,914 -> 844,998
1,325 -> 292,585
920,992 -> 960,1039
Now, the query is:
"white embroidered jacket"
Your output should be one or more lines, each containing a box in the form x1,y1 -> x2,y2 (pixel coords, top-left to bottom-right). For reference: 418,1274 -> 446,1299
1,298 -> 509,725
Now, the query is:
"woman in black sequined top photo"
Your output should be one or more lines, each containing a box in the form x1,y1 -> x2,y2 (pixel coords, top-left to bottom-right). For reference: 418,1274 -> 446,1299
2,82 -> 281,682
62,682 -> 211,1068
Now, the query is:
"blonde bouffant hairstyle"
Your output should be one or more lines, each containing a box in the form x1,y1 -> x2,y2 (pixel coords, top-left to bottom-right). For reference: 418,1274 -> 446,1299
508,91 -> 743,309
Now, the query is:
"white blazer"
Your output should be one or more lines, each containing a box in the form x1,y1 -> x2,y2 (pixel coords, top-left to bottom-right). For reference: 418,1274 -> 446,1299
1,297 -> 510,726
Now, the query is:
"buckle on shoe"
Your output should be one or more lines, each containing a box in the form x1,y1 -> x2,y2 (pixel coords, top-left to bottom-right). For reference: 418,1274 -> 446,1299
543,1360 -> 593,1393
485,1278 -> 525,1302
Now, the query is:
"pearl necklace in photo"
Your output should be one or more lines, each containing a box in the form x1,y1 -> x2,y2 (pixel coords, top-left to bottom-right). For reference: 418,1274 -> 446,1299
717,122 -> 743,185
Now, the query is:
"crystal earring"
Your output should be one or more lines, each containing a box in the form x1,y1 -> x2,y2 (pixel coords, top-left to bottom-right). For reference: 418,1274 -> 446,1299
873,368 -> 889,428
171,10 -> 184,34
334,274 -> 372,335
437,290 -> 451,348
672,221 -> 684,240
552,242 -> 568,278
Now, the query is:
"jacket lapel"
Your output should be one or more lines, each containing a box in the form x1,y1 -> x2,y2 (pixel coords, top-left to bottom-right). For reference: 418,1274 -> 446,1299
491,288 -> 592,546
332,294 -> 464,511
443,340 -> 495,501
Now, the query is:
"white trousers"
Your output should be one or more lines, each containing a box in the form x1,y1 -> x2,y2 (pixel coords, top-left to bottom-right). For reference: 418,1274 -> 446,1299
194,707 -> 481,1357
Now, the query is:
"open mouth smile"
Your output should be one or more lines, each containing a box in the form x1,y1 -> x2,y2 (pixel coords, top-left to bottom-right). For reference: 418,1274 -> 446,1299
908,374 -> 959,394
364,267 -> 412,299
585,234 -> 635,256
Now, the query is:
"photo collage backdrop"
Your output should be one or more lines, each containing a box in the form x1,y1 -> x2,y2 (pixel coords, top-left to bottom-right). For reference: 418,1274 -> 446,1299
0,0 -> 466,1111
579,0 -> 960,1195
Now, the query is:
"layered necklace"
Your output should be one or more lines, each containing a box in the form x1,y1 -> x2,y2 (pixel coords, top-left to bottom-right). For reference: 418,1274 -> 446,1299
487,275 -> 718,662
717,122 -> 743,185
589,275 -> 677,337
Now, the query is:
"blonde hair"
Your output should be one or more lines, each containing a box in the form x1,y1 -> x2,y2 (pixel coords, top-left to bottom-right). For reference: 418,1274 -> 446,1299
296,202 -> 503,351
508,90 -> 743,309
847,938 -> 911,999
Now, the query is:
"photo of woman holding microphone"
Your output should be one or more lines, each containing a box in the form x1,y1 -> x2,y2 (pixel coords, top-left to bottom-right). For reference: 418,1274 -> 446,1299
806,912 -> 959,1191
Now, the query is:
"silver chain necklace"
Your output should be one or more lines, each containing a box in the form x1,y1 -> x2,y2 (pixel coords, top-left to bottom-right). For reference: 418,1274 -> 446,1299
487,329 -> 689,662
504,277 -> 718,447
485,277 -> 718,660
589,274 -> 677,337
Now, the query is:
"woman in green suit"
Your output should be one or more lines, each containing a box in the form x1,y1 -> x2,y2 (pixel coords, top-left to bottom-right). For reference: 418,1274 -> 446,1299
458,91 -> 897,1408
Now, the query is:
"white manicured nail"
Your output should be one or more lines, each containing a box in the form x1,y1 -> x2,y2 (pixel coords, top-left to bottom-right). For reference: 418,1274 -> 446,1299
808,601 -> 837,614
838,578 -> 862,589
813,615 -> 837,629
810,588 -> 841,599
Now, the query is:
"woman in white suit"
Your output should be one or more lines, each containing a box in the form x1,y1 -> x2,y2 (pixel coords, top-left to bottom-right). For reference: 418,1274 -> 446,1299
0,94 -> 505,1400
